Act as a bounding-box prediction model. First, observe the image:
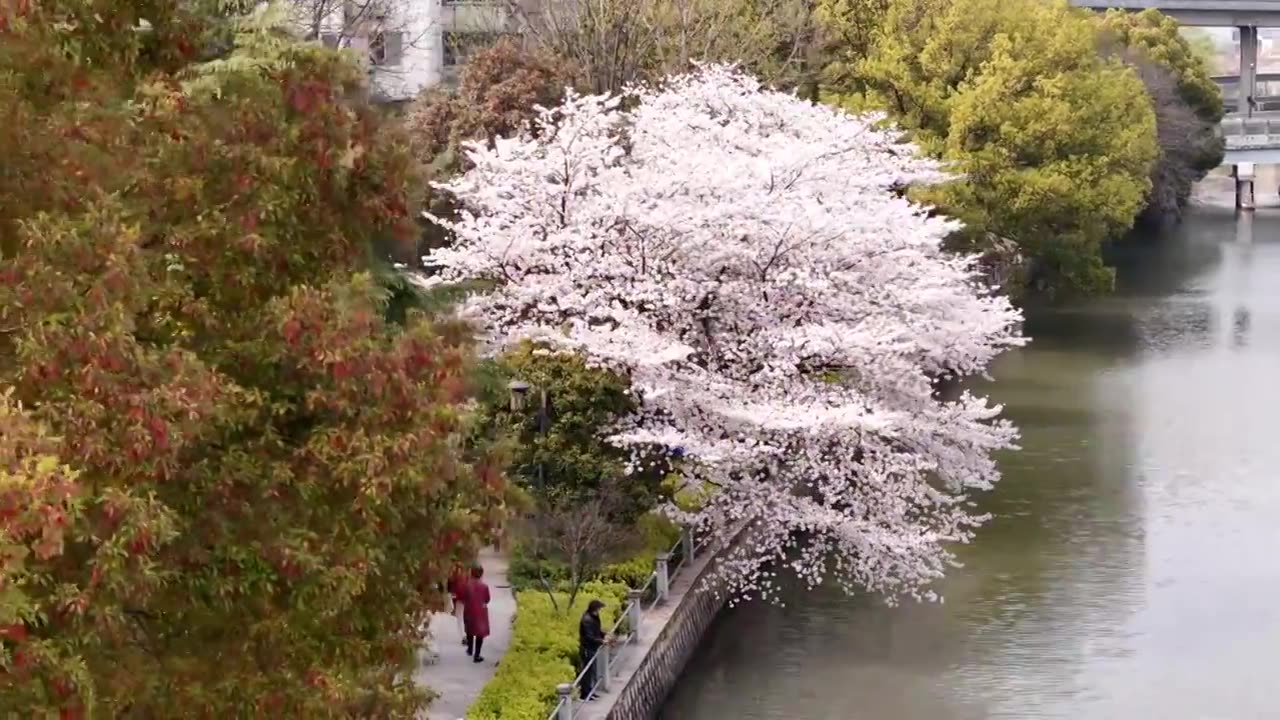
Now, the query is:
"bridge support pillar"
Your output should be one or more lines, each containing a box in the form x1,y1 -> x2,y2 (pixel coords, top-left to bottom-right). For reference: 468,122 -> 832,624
1235,163 -> 1256,211
1241,25 -> 1259,117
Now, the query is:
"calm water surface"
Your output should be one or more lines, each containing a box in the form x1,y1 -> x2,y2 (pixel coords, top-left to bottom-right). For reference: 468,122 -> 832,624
661,183 -> 1280,720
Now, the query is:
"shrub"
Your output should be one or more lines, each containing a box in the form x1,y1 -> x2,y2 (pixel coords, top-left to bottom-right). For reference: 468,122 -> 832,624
596,555 -> 657,588
467,582 -> 630,720
509,582 -> 629,662
596,514 -> 681,586
508,513 -> 681,590
464,650 -> 572,720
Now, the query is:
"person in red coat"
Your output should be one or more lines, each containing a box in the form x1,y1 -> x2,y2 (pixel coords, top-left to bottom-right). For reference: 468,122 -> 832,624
446,563 -> 468,644
462,565 -> 491,662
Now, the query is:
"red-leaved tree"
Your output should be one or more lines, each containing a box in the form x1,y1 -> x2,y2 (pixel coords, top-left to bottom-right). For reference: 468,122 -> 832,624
0,2 -> 504,716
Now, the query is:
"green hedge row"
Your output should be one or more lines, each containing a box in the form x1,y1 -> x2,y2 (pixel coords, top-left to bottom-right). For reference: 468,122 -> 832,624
466,581 -> 631,720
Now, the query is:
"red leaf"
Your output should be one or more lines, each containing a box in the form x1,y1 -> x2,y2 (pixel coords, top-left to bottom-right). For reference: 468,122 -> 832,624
0,623 -> 27,642
147,416 -> 169,450
282,319 -> 302,345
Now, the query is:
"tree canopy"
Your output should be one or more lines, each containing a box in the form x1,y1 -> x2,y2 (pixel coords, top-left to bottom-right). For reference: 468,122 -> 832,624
481,344 -> 671,522
0,3 -> 502,716
1094,9 -> 1223,123
1093,8 -> 1224,224
822,0 -> 1159,296
424,66 -> 1023,602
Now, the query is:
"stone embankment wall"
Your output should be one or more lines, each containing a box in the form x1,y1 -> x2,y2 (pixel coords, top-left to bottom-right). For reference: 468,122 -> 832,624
602,523 -> 754,720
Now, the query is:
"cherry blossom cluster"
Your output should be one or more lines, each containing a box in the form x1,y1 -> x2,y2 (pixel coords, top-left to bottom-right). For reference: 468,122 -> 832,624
422,65 -> 1024,602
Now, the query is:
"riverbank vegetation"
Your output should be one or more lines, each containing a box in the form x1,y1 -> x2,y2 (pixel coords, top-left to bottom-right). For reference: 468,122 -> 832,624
1094,9 -> 1225,227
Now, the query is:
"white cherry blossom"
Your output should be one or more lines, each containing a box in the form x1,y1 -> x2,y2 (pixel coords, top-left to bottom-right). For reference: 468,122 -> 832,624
422,65 -> 1025,603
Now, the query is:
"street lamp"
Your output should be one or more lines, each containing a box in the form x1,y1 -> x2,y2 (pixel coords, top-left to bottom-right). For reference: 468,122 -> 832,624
507,379 -> 548,493
507,379 -> 531,412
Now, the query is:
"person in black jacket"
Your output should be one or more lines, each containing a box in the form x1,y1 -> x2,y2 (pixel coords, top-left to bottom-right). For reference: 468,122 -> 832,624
578,599 -> 608,700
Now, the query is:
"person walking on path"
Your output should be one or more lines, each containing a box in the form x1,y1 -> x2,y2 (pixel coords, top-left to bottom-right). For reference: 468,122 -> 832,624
462,565 -> 490,662
416,550 -> 512,720
578,599 -> 608,701
446,562 -> 468,643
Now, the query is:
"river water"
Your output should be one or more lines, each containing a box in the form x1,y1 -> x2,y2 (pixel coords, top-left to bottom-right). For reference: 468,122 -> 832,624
660,177 -> 1280,720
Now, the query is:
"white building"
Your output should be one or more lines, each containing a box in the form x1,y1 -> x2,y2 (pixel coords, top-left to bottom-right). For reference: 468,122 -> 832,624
293,0 -> 518,103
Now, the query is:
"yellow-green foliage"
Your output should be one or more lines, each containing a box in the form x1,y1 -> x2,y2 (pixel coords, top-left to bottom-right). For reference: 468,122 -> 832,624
1093,9 -> 1224,122
822,0 -> 1159,296
595,513 -> 681,586
467,582 -> 630,720
814,0 -> 890,95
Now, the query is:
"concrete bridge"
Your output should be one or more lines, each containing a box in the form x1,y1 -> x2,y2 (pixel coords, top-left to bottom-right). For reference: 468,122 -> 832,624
1072,0 -> 1280,206
1071,1 -> 1280,26
1214,72 -> 1280,112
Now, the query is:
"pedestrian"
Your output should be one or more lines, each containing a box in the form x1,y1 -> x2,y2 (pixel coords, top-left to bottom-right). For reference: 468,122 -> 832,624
446,562 -> 468,644
578,599 -> 608,701
462,565 -> 490,663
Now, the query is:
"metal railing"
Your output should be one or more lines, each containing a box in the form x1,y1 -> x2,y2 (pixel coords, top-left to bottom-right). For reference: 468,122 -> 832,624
545,526 -> 701,720
1220,115 -> 1280,152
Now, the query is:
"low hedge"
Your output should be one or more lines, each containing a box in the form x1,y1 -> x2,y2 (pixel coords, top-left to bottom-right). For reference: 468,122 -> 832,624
466,581 -> 630,720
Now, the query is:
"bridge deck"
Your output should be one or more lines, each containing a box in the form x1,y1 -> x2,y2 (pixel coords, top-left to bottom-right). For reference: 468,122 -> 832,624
1221,112 -> 1280,163
1071,0 -> 1280,25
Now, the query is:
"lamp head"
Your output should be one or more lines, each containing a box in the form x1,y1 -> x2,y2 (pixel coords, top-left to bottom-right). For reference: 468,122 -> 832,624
507,379 -> 531,412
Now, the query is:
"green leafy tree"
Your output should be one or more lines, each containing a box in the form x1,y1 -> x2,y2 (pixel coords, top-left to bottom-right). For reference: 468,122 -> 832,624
1180,27 -> 1220,73
0,2 -> 503,716
813,0 -> 888,100
484,345 -> 669,521
823,0 -> 1158,296
1093,9 -> 1225,224
1095,9 -> 1223,123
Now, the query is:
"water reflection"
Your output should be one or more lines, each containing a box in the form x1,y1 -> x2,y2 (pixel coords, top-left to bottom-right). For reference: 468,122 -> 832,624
661,196 -> 1280,719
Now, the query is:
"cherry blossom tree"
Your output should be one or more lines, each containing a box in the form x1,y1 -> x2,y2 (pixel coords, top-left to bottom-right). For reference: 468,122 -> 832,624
421,65 -> 1025,603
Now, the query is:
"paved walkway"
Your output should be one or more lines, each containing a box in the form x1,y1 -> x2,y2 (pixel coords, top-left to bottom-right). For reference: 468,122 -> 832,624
415,550 -> 515,720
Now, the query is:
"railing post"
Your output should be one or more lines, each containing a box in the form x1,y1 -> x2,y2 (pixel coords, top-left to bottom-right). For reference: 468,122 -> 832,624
655,552 -> 671,602
627,589 -> 643,641
681,525 -> 695,565
597,643 -> 612,692
556,683 -> 574,720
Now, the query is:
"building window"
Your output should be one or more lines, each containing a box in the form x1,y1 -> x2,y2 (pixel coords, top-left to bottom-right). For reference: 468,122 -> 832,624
319,32 -> 342,49
443,31 -> 505,67
370,30 -> 404,66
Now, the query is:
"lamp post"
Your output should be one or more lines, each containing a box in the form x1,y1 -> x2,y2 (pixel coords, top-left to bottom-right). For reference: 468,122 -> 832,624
507,379 -> 548,495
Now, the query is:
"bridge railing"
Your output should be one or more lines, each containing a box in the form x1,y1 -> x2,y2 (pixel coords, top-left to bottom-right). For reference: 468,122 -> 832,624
1220,115 -> 1280,150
